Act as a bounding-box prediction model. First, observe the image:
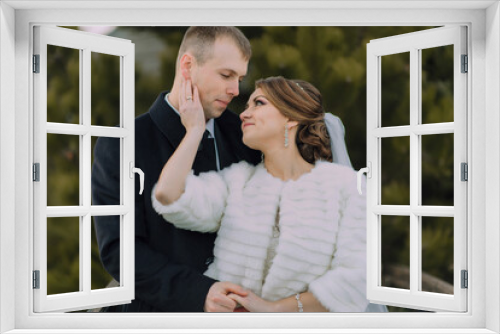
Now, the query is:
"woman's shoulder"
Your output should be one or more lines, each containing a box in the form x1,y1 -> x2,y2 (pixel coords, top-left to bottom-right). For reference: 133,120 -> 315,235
220,160 -> 258,185
314,161 -> 357,180
311,161 -> 359,192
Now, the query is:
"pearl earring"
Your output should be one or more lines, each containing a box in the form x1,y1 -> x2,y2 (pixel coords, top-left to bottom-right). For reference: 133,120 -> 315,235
284,123 -> 289,148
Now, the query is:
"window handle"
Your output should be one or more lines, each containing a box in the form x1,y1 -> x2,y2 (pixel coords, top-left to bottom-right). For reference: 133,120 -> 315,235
130,162 -> 145,195
357,162 -> 371,195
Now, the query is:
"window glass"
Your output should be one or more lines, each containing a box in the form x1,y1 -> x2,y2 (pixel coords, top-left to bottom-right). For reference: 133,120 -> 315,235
421,216 -> 454,294
91,136 -> 121,206
91,52 -> 121,127
421,134 -> 454,206
91,216 -> 120,290
381,52 -> 410,127
47,45 -> 80,124
47,134 -> 80,206
47,217 -> 80,295
381,136 -> 410,205
421,45 -> 454,124
381,215 -> 410,290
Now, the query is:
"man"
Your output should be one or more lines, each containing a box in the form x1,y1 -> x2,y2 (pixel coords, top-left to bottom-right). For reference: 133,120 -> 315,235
91,27 -> 261,312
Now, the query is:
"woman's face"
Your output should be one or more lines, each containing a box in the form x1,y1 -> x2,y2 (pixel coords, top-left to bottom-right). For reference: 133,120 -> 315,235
239,88 -> 288,151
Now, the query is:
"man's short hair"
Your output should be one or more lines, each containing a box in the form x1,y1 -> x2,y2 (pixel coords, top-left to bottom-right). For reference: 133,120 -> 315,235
178,26 -> 252,65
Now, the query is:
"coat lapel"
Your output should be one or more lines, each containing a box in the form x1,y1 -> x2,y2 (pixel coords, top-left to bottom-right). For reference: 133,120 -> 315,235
149,91 -> 186,150
149,91 -> 218,174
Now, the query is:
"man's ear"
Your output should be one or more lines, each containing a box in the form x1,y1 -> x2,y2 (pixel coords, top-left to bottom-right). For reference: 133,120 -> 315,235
179,53 -> 194,80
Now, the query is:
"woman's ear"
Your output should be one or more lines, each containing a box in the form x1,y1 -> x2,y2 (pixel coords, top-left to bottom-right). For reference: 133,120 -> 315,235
287,120 -> 299,129
179,53 -> 193,80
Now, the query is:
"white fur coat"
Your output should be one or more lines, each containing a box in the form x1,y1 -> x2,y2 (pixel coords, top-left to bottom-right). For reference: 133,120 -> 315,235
152,161 -> 370,312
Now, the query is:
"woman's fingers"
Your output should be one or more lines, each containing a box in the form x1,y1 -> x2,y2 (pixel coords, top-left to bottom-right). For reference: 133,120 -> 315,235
185,78 -> 193,101
193,85 -> 199,105
179,76 -> 186,110
227,293 -> 246,309
218,294 -> 238,311
224,282 -> 248,297
227,293 -> 241,302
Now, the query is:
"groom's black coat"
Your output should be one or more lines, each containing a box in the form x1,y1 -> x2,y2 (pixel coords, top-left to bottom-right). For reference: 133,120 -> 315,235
91,91 -> 261,312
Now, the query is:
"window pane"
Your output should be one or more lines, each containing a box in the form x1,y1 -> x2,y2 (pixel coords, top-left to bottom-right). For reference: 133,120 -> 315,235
381,215 -> 410,290
381,52 -> 410,127
91,52 -> 121,127
47,134 -> 80,206
381,136 -> 410,205
421,134 -> 454,206
421,45 -> 454,124
47,217 -> 80,295
91,136 -> 121,205
91,216 -> 119,290
47,45 -> 80,124
421,217 -> 454,294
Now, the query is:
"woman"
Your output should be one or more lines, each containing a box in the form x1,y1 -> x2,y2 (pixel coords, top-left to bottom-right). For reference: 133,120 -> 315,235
152,76 -> 376,312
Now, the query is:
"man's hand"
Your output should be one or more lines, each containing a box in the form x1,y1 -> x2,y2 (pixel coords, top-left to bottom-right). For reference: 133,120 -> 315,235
204,282 -> 248,312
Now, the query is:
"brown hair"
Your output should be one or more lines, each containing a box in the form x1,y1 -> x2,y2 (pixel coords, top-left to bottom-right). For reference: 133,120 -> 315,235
178,26 -> 252,65
255,76 -> 333,163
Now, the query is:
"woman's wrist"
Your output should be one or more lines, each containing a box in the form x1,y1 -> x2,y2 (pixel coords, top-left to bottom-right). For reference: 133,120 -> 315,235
268,300 -> 282,313
268,297 -> 293,312
185,126 -> 205,140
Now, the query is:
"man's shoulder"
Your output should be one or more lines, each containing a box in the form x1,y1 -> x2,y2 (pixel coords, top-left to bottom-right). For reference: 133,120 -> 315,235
135,110 -> 154,126
135,90 -> 171,126
134,112 -> 156,138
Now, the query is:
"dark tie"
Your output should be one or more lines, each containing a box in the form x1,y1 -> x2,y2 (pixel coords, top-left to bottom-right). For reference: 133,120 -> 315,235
194,130 -> 217,175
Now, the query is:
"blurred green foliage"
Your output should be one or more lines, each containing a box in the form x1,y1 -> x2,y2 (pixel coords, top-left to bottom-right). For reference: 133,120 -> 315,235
421,217 -> 454,285
47,217 -> 80,294
46,26 -> 454,312
91,52 -> 121,127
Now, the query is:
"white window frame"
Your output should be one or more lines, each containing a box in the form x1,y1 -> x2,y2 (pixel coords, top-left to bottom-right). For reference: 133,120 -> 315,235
0,1 -> 499,333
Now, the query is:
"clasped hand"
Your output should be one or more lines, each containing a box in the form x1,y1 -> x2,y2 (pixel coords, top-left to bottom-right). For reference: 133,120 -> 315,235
204,281 -> 276,312
179,76 -> 206,136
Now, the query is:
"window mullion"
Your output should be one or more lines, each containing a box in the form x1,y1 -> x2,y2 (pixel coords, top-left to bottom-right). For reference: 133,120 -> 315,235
417,47 -> 423,294
82,215 -> 91,293
81,47 -> 92,294
82,48 -> 91,208
409,47 -> 420,294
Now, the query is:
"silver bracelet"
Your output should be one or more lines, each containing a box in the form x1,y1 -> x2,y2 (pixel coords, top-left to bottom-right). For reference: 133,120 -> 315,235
295,293 -> 303,312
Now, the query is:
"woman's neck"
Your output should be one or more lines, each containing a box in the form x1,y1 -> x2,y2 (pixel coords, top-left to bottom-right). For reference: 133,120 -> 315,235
262,147 -> 314,181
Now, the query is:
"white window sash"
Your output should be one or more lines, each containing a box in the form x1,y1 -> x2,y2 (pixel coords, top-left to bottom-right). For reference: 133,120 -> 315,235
32,25 -> 135,313
366,25 -> 468,312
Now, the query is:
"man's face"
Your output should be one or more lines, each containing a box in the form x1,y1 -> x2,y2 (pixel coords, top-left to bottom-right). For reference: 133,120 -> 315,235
189,38 -> 249,120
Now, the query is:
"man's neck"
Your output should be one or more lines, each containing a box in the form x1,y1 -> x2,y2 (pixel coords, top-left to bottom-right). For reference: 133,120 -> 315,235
165,93 -> 215,138
165,90 -> 180,112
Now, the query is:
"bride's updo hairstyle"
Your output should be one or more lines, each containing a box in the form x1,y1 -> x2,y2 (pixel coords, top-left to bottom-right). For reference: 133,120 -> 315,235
255,76 -> 333,163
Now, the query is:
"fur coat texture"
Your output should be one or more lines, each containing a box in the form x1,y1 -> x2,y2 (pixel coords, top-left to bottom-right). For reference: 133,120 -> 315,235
152,161 -> 370,312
